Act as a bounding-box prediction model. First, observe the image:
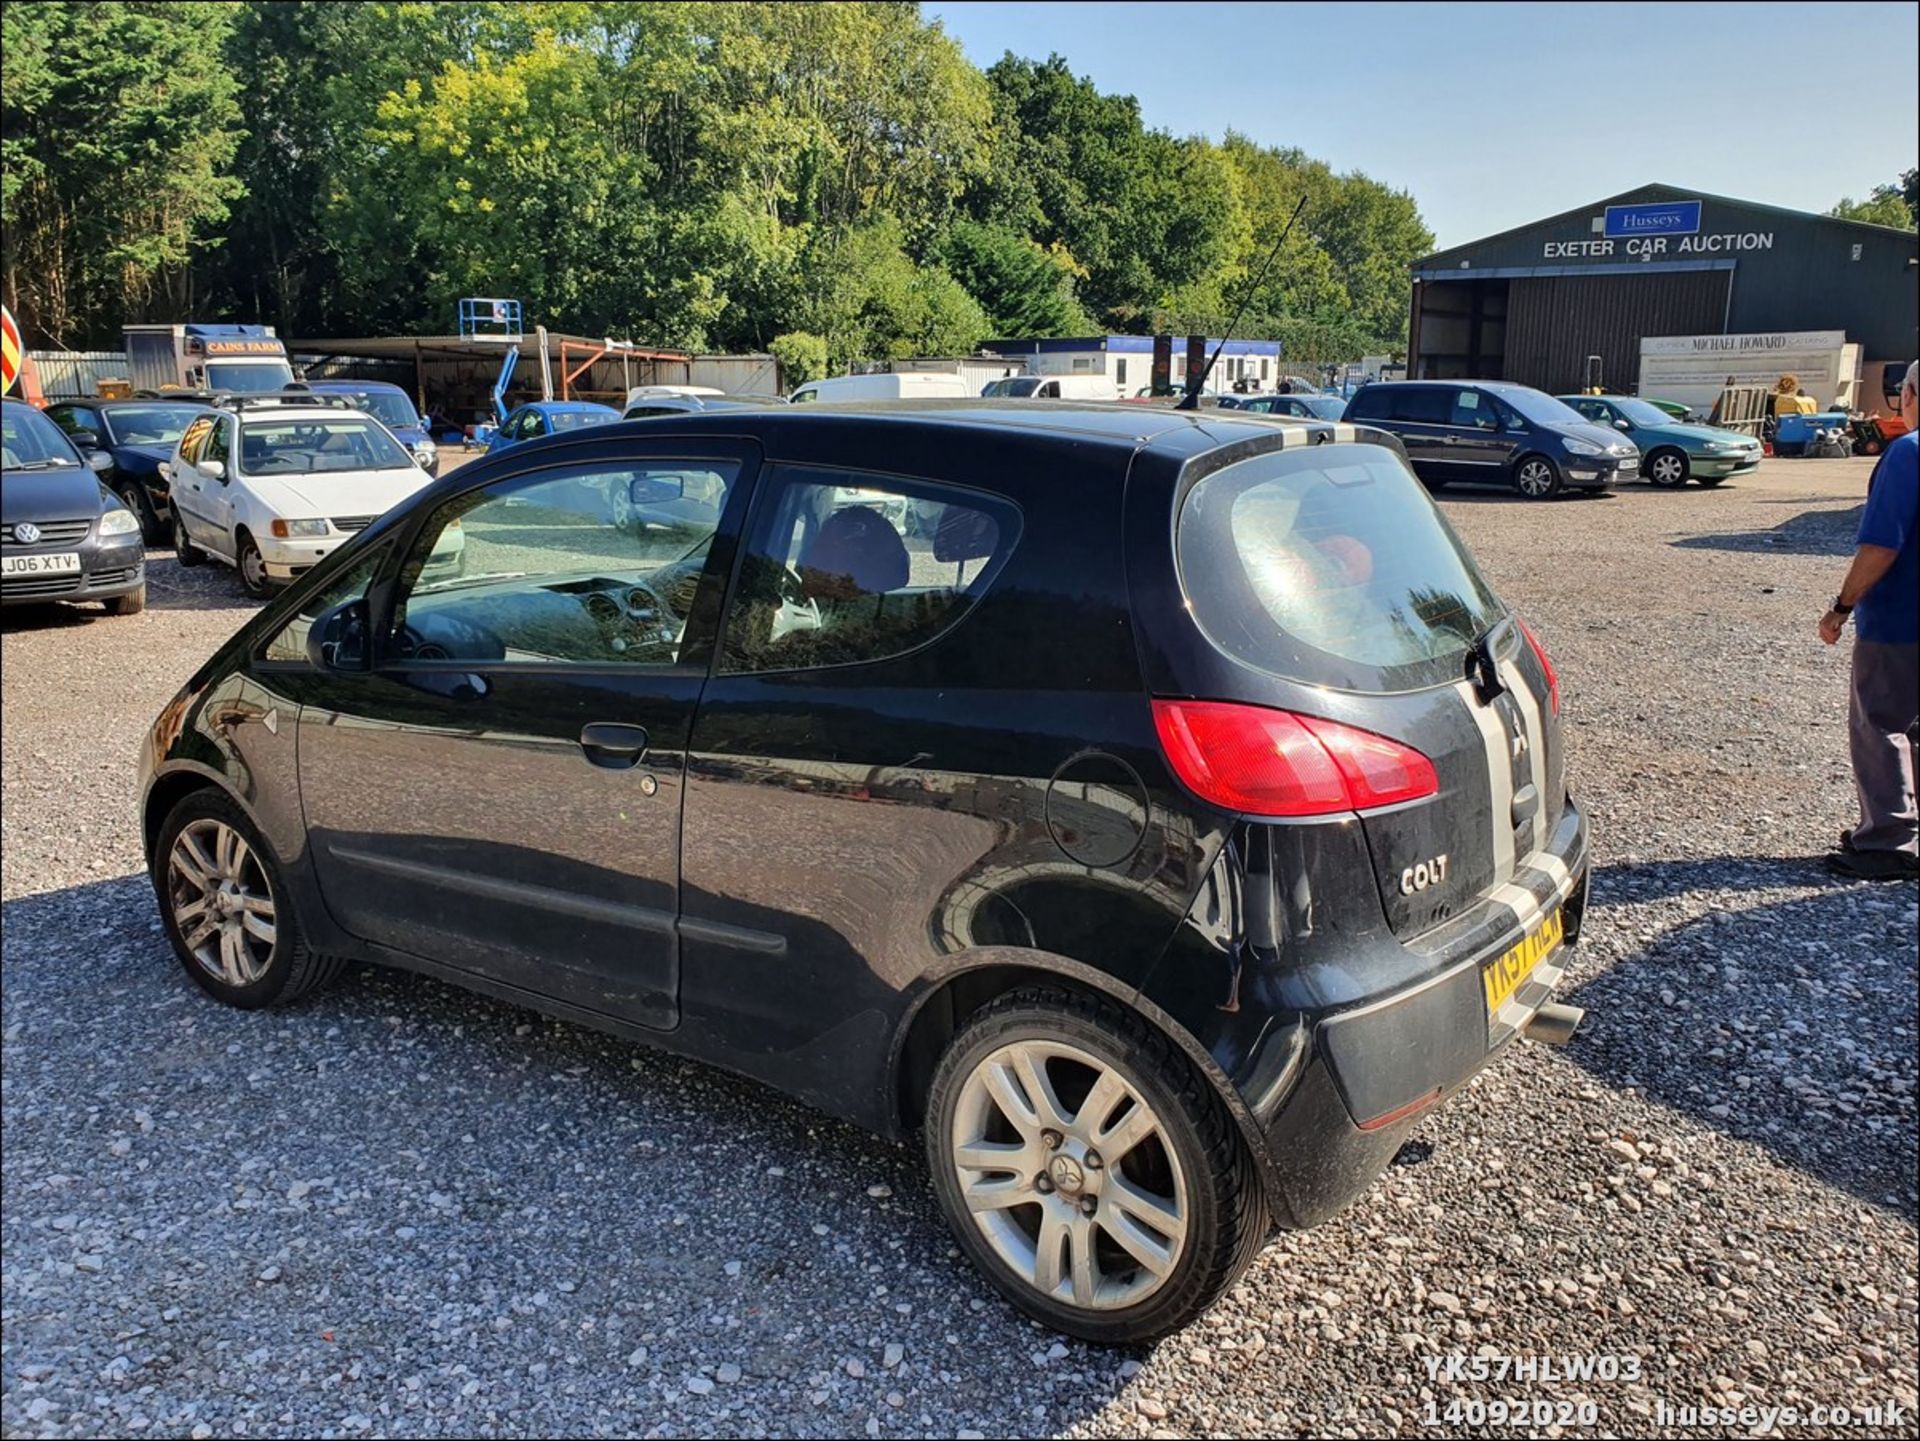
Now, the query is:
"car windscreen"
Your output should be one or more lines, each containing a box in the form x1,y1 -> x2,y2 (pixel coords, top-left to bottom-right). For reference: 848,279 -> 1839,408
1301,396 -> 1346,419
1,403 -> 83,469
239,419 -> 413,475
1177,444 -> 1503,692
206,362 -> 296,394
1499,388 -> 1589,428
101,405 -> 204,447
352,391 -> 421,430
1612,397 -> 1674,428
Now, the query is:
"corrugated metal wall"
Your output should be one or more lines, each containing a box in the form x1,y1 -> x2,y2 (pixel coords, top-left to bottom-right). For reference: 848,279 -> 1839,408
28,350 -> 128,397
1504,270 -> 1729,395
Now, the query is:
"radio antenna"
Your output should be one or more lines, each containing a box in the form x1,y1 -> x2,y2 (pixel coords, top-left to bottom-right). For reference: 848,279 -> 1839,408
1178,192 -> 1308,411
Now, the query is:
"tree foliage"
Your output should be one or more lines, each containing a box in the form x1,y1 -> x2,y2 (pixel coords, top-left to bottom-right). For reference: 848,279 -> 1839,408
1829,169 -> 1918,231
1,3 -> 1436,367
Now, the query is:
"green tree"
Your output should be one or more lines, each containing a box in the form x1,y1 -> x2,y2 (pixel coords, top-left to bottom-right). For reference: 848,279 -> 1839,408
937,220 -> 1092,337
1,1 -> 244,345
1829,172 -> 1917,230
769,330 -> 828,388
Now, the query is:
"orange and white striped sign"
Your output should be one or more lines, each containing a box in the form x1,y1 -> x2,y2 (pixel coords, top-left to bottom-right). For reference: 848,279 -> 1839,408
0,305 -> 21,396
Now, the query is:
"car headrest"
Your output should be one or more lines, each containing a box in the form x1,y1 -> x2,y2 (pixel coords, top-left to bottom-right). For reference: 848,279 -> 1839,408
799,505 -> 909,600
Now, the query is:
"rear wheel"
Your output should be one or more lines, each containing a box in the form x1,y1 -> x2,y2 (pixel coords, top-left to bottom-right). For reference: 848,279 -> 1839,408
172,513 -> 204,566
235,530 -> 272,598
104,583 -> 146,616
1513,454 -> 1563,500
152,789 -> 344,1009
1646,447 -> 1688,488
925,988 -> 1267,1343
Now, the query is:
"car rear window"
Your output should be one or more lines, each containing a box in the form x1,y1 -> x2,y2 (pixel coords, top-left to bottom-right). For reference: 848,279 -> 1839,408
1176,444 -> 1502,692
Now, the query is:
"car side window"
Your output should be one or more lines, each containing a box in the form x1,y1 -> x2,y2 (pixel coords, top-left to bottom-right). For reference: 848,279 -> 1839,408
50,405 -> 101,437
1345,388 -> 1393,422
177,416 -> 213,467
203,418 -> 232,470
1398,388 -> 1452,425
261,545 -> 390,664
720,465 -> 1021,675
385,459 -> 743,668
1451,389 -> 1497,430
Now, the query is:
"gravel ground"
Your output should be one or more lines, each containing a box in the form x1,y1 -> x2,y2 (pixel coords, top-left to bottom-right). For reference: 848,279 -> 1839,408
4,456 -> 1915,1439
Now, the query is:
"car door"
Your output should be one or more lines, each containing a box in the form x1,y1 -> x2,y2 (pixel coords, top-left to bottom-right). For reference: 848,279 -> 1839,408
1446,387 -> 1511,474
294,439 -> 759,1031
1387,386 -> 1458,478
196,416 -> 241,558
170,415 -> 226,550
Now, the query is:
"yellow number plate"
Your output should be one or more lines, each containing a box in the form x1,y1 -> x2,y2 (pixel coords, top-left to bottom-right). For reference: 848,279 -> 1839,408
1482,907 -> 1563,1014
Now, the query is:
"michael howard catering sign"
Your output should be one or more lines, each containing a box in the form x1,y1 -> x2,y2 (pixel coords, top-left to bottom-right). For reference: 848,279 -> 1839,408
1604,200 -> 1702,238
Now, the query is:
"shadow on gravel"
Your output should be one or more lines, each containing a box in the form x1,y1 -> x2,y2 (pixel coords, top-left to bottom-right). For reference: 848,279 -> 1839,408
0,875 -> 1139,1433
1670,502 -> 1863,557
1561,886 -> 1918,1221
1592,855 -> 1830,904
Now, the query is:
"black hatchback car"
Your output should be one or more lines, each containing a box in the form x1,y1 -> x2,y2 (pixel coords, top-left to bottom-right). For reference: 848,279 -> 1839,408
44,396 -> 214,541
2,399 -> 147,613
137,402 -> 1590,1341
1344,380 -> 1639,499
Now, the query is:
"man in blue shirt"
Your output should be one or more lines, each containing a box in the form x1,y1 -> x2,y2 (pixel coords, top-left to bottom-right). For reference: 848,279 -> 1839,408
1819,360 -> 1918,880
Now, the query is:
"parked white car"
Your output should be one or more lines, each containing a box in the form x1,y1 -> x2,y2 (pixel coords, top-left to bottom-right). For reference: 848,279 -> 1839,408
788,372 -> 971,403
162,398 -> 458,597
980,374 -> 1120,401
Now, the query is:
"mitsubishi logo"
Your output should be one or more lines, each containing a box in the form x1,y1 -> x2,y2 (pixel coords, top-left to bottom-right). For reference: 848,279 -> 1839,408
15,521 -> 41,544
1048,1155 -> 1085,1195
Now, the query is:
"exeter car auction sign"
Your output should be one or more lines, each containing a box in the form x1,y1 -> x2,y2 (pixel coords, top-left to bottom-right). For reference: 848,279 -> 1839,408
1,305 -> 20,396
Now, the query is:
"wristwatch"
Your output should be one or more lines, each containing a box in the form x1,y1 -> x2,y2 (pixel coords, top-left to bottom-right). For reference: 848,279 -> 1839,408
1831,595 -> 1854,616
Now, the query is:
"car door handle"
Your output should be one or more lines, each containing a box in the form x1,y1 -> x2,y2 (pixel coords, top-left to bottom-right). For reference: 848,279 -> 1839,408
579,722 -> 649,770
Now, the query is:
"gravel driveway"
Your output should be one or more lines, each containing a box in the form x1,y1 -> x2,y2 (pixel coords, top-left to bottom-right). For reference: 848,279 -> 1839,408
4,457 -> 1915,1439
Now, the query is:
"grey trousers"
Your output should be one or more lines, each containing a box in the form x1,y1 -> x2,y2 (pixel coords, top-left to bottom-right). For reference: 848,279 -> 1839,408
1849,639 -> 1920,856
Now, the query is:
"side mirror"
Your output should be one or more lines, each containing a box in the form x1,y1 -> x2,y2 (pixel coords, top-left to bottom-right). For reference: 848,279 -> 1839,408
87,451 -> 113,474
1614,418 -> 1632,432
629,475 -> 683,507
70,429 -> 102,450
196,458 -> 226,481
306,598 -> 371,672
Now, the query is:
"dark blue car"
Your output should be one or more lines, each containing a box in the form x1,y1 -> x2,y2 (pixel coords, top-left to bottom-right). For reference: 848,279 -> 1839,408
306,381 -> 439,475
45,397 -> 214,542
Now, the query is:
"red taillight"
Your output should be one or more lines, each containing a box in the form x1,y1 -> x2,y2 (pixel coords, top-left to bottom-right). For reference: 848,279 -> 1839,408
1151,700 -> 1439,818
1515,617 -> 1560,715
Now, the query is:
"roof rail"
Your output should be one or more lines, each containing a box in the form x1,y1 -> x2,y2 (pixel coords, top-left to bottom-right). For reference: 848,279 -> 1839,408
208,389 -> 360,414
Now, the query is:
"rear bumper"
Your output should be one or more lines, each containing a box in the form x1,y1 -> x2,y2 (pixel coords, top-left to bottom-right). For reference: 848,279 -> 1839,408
1258,805 -> 1591,1228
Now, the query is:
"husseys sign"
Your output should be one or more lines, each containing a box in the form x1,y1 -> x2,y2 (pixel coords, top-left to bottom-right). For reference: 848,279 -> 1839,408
1542,199 -> 1773,261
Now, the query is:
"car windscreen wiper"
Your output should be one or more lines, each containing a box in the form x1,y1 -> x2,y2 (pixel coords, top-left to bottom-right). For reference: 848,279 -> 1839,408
6,459 -> 75,472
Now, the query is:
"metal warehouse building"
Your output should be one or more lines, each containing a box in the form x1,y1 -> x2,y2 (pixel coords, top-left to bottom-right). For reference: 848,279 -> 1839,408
1408,184 -> 1917,401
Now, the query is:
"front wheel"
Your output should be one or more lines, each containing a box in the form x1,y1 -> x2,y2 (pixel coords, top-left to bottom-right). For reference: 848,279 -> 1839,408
116,485 -> 164,543
925,989 -> 1268,1343
1513,454 -> 1563,500
1645,448 -> 1689,488
152,789 -> 344,1008
236,530 -> 272,599
104,583 -> 146,616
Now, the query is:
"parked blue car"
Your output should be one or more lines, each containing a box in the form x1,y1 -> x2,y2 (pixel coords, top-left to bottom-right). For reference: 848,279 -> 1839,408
489,401 -> 620,454
306,380 -> 440,475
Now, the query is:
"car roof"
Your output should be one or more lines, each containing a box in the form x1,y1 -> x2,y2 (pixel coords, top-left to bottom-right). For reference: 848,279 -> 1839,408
524,400 -> 619,414
307,379 -> 406,394
563,397 -> 1355,454
234,405 -> 372,423
1364,378 -> 1536,393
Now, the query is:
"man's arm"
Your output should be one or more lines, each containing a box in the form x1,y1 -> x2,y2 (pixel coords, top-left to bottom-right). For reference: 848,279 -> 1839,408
1820,544 -> 1902,645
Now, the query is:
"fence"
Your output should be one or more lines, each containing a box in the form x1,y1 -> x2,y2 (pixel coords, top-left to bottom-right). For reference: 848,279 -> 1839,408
27,350 -> 129,398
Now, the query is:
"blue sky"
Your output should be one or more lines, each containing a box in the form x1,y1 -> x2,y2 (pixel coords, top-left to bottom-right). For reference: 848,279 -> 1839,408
924,1 -> 1920,250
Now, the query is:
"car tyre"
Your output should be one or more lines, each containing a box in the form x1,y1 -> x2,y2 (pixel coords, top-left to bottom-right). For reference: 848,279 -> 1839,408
1513,454 -> 1563,500
924,987 -> 1268,1344
1646,447 -> 1689,488
172,513 -> 204,566
235,529 -> 273,599
116,484 -> 164,543
153,789 -> 346,1009
104,583 -> 146,616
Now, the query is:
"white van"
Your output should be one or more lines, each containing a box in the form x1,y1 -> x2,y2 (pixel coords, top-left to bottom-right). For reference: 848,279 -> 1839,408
980,374 -> 1120,402
789,373 -> 972,404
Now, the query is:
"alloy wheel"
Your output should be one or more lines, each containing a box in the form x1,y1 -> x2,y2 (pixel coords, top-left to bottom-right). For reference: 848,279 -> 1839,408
949,1039 -> 1189,1311
1516,460 -> 1554,497
167,818 -> 276,986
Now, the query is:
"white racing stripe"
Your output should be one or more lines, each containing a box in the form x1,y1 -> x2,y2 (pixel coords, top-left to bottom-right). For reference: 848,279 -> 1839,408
1460,679 -> 1516,884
